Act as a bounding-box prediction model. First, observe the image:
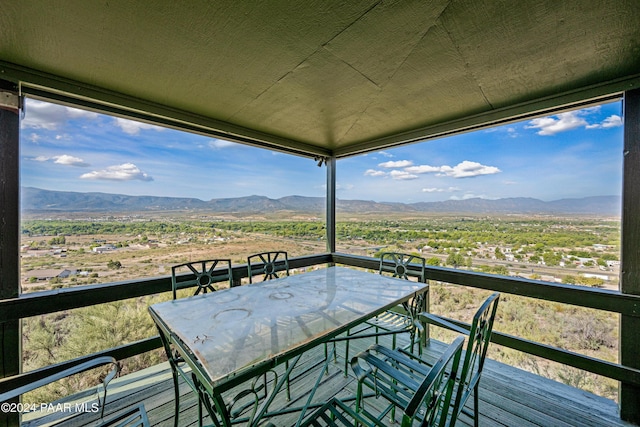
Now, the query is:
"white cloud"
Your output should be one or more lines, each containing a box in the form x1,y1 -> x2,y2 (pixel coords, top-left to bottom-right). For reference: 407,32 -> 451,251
586,115 -> 623,130
364,169 -> 387,177
80,163 -> 153,181
440,161 -> 501,178
422,187 -> 460,193
114,118 -> 163,135
379,160 -> 413,168
526,108 -> 621,136
378,151 -> 394,158
52,155 -> 89,167
31,154 -> 89,167
209,139 -> 237,149
484,126 -> 518,138
405,161 -> 500,178
390,170 -> 418,180
405,165 -> 441,174
22,100 -> 99,130
450,192 -> 491,200
526,111 -> 588,136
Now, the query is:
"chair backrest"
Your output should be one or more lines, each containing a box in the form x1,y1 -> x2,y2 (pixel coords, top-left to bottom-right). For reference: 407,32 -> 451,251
450,292 -> 500,424
171,259 -> 233,299
247,251 -> 289,283
403,336 -> 465,427
300,333 -> 462,427
379,252 -> 428,338
379,252 -> 426,283
0,356 -> 119,420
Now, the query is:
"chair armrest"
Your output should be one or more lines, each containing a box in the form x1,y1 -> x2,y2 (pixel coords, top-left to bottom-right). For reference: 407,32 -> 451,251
419,312 -> 471,336
0,356 -> 118,407
350,353 -> 373,382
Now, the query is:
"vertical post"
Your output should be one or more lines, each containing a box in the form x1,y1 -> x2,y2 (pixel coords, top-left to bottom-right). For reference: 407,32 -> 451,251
620,88 -> 640,424
0,80 -> 21,427
325,156 -> 336,254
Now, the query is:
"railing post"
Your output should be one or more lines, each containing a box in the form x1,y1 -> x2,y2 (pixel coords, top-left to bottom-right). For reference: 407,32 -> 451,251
325,156 -> 336,255
620,88 -> 640,424
0,80 -> 22,427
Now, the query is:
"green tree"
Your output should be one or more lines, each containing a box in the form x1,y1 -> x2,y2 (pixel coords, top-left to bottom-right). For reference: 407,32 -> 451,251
426,257 -> 440,266
446,252 -> 465,268
107,260 -> 122,269
493,265 -> 509,276
49,235 -> 66,245
543,251 -> 562,266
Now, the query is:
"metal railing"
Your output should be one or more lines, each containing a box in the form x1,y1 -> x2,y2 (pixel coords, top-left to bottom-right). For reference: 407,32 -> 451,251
0,253 -> 331,386
333,252 -> 640,387
3,251 -> 640,392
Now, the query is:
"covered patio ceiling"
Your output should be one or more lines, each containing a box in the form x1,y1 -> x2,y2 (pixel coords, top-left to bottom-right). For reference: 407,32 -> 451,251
1,0 -> 639,158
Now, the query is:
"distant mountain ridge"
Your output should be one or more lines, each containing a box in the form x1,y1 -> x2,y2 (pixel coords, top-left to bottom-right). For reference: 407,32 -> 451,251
20,187 -> 621,216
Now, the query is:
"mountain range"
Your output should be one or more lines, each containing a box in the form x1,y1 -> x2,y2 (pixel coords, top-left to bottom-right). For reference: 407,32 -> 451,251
20,187 -> 622,216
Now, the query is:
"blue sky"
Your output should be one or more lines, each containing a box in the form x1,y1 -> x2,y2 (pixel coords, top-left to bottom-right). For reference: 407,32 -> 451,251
20,98 -> 623,203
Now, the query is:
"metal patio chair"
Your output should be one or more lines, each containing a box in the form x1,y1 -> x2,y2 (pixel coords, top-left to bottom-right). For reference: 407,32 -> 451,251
341,253 -> 427,374
247,251 -> 297,403
168,258 -> 265,426
0,356 -> 149,426
169,258 -> 242,427
350,293 -> 499,427
306,335 -> 464,427
419,292 -> 500,427
376,252 -> 428,351
247,251 -> 289,283
171,258 -> 233,299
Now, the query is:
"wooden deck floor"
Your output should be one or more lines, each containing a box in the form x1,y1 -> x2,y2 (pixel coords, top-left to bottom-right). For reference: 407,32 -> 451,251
23,336 -> 632,427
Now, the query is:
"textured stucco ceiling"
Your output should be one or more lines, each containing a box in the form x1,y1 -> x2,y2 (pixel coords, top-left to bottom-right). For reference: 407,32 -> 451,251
1,0 -> 639,157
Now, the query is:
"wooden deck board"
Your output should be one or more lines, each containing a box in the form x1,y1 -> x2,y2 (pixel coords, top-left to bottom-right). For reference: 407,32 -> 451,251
21,335 -> 631,427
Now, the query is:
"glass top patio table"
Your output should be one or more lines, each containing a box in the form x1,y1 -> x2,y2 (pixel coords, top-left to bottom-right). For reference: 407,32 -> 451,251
148,265 -> 428,397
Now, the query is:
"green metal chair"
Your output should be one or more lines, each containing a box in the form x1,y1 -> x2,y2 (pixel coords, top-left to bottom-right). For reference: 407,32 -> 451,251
171,258 -> 233,299
168,258 -> 273,427
420,292 -> 500,427
341,253 -> 427,374
0,356 -> 149,426
169,258 -> 237,427
351,293 -> 499,427
305,335 -> 464,427
247,251 -> 289,283
376,252 -> 428,351
247,251 -> 300,407
379,252 -> 427,283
